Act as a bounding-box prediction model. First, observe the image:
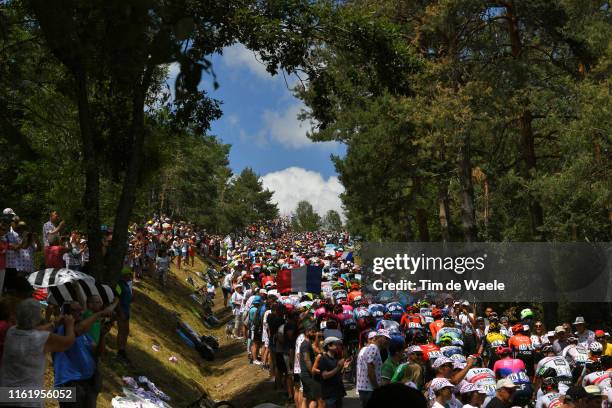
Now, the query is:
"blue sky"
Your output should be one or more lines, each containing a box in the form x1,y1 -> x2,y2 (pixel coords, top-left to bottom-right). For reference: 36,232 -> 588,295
167,44 -> 346,217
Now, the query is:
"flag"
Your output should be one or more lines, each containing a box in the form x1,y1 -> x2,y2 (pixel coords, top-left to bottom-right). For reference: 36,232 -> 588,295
277,265 -> 322,294
341,251 -> 353,262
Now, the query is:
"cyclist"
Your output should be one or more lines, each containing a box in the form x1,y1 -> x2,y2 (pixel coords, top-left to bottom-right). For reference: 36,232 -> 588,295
386,301 -> 403,323
464,361 -> 497,399
508,323 -> 536,378
562,336 -> 590,381
429,308 -> 445,339
492,346 -> 533,406
436,316 -> 464,347
535,346 -> 573,396
401,305 -> 425,329
367,303 -> 386,324
478,321 -> 507,369
535,373 -> 562,408
581,355 -> 611,401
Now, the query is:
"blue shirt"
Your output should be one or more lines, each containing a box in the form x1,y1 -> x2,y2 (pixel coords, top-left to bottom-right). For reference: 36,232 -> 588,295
52,326 -> 96,386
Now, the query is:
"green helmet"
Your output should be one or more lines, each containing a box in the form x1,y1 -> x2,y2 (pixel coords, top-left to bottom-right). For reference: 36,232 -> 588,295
520,308 -> 534,320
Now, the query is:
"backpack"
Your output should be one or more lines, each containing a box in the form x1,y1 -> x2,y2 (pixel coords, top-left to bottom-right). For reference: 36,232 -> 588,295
252,305 -> 265,335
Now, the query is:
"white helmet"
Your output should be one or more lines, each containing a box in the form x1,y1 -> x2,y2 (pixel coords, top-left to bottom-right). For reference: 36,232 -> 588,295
589,341 -> 603,355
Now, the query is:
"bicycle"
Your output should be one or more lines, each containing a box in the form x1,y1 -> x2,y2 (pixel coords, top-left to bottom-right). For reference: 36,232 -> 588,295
185,391 -> 234,408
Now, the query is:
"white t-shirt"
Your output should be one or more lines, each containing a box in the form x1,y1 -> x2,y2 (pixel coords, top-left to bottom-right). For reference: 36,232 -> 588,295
230,291 -> 244,316
294,334 -> 305,375
356,343 -> 382,392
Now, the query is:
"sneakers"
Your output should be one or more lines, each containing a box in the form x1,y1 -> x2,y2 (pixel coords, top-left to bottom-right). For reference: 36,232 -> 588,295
253,360 -> 263,366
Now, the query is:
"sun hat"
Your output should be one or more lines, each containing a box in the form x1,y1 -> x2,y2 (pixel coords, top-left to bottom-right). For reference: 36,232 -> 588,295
430,378 -> 454,392
573,316 -> 586,325
432,357 -> 454,369
323,337 -> 342,347
496,379 -> 517,390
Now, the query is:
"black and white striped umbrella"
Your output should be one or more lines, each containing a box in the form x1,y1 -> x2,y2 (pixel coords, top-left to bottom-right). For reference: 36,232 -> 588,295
27,268 -> 95,288
48,280 -> 115,306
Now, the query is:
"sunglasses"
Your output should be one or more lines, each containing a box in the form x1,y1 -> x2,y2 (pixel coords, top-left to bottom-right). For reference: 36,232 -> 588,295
535,324 -> 543,327
596,337 -> 605,340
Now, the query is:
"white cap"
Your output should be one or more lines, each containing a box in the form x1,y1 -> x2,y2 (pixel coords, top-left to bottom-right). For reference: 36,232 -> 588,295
430,378 -> 454,392
432,357 -> 454,369
2,208 -> 15,216
496,379 -> 518,390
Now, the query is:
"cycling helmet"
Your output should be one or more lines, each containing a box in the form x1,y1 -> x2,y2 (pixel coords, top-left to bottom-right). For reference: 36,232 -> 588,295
589,341 -> 603,355
541,344 -> 554,354
438,334 -> 454,345
537,367 -> 557,379
489,322 -> 501,332
251,296 -> 263,305
541,376 -> 558,392
567,336 -> 579,343
511,323 -> 524,334
496,346 -> 512,355
432,308 -> 443,319
520,308 -> 534,320
443,316 -> 455,324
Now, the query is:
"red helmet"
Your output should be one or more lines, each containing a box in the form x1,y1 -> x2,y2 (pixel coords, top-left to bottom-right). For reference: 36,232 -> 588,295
432,308 -> 443,319
496,346 -> 512,355
512,323 -> 524,334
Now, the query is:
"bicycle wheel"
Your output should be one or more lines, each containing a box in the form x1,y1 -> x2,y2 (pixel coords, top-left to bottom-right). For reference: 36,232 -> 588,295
214,401 -> 234,408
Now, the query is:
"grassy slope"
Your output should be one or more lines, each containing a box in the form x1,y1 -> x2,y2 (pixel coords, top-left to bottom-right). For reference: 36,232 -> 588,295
83,256 -> 287,408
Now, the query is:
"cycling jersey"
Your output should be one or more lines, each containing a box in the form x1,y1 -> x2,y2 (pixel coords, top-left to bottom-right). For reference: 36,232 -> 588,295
562,344 -> 589,368
420,308 -> 434,323
353,307 -> 370,319
440,346 -> 463,358
509,334 -> 535,375
400,313 -> 424,329
429,320 -> 444,339
509,334 -> 534,356
535,392 -> 562,408
420,343 -> 443,363
493,358 -> 528,383
347,290 -> 363,304
436,326 -> 464,346
376,319 -> 401,334
465,368 -> 497,397
368,304 -> 386,320
582,370 -> 611,389
332,289 -> 348,304
386,302 -> 403,322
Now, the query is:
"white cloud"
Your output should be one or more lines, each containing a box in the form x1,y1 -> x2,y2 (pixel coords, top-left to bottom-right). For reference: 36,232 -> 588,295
261,167 -> 345,219
222,43 -> 271,80
261,103 -> 339,150
262,104 -> 312,148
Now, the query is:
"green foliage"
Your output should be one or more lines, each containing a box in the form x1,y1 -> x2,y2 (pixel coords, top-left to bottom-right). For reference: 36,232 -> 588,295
297,0 -> 611,243
220,168 -> 279,233
322,210 -> 343,231
291,200 -> 321,232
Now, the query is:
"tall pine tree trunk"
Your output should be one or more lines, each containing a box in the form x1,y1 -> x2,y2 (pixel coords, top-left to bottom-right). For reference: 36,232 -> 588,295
438,182 -> 450,242
75,70 -> 104,281
505,1 -> 555,325
458,134 -> 477,242
104,66 -> 153,283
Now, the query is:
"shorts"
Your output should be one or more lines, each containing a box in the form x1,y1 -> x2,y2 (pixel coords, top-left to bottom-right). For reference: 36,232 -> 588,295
293,374 -> 301,387
251,330 -> 262,343
276,353 -> 288,375
300,374 -> 322,401
222,287 -> 231,298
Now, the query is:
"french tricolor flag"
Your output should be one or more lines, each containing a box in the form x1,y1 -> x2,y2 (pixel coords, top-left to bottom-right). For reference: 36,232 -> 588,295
277,264 -> 322,294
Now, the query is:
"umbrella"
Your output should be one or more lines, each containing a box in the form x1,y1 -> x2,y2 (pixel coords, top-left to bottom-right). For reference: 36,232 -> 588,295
28,268 -> 95,288
48,280 -> 115,306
